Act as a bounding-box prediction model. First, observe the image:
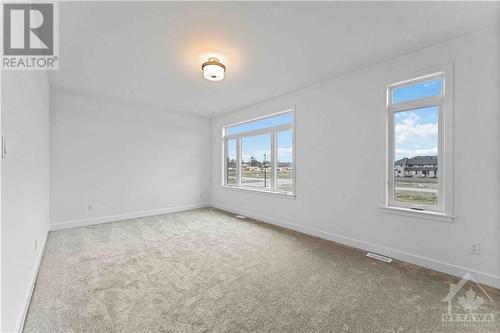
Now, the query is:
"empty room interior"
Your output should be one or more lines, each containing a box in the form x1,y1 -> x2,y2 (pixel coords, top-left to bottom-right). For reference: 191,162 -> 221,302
2,1 -> 500,332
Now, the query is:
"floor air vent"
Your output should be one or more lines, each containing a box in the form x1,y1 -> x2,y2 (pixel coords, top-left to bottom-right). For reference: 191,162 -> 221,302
366,252 -> 393,263
234,215 -> 247,219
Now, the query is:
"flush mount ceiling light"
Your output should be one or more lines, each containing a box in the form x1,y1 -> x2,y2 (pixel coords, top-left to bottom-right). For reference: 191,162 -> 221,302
201,57 -> 226,81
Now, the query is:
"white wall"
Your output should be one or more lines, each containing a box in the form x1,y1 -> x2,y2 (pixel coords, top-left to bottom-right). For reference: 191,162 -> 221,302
1,71 -> 50,332
50,89 -> 211,227
211,27 -> 500,288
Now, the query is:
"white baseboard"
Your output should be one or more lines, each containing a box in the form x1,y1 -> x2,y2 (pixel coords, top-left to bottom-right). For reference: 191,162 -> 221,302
49,203 -> 210,231
17,229 -> 49,333
211,202 -> 500,290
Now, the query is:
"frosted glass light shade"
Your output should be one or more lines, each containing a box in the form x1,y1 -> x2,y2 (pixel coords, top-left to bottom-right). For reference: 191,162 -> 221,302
202,58 -> 225,81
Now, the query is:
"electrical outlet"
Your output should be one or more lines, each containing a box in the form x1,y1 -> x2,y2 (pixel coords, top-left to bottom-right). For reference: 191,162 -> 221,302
469,242 -> 480,255
88,203 -> 94,212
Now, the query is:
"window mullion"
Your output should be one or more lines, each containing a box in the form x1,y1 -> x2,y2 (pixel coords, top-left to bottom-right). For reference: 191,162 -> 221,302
437,102 -> 444,212
271,132 -> 277,189
223,139 -> 228,185
223,123 -> 292,140
236,137 -> 241,186
388,110 -> 395,206
390,97 -> 443,113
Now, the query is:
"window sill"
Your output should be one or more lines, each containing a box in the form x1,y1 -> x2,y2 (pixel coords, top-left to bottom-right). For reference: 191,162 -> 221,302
380,205 -> 454,223
221,185 -> 295,199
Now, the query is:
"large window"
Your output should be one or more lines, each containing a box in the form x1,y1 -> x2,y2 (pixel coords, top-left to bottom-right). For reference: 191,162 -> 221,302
223,110 -> 294,196
387,70 -> 452,215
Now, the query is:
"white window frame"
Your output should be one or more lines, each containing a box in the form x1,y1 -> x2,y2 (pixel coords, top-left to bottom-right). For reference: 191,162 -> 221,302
222,108 -> 295,198
385,66 -> 453,220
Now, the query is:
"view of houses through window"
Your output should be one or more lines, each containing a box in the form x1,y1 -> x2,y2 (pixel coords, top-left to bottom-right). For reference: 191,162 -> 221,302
389,75 -> 443,209
223,111 -> 294,194
394,106 -> 439,206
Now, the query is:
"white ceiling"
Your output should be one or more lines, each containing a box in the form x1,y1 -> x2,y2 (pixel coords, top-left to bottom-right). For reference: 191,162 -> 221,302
50,2 -> 499,117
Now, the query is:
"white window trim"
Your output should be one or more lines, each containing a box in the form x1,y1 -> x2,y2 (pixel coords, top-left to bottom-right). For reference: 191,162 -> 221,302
221,108 -> 296,198
384,65 -> 454,221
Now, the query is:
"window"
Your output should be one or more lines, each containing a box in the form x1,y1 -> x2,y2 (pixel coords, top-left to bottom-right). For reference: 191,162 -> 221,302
277,129 -> 293,192
226,139 -> 237,185
223,110 -> 294,196
387,70 -> 452,216
241,134 -> 271,189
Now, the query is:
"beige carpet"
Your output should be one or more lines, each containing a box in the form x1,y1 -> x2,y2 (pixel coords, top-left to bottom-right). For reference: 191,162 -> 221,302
24,208 -> 500,332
